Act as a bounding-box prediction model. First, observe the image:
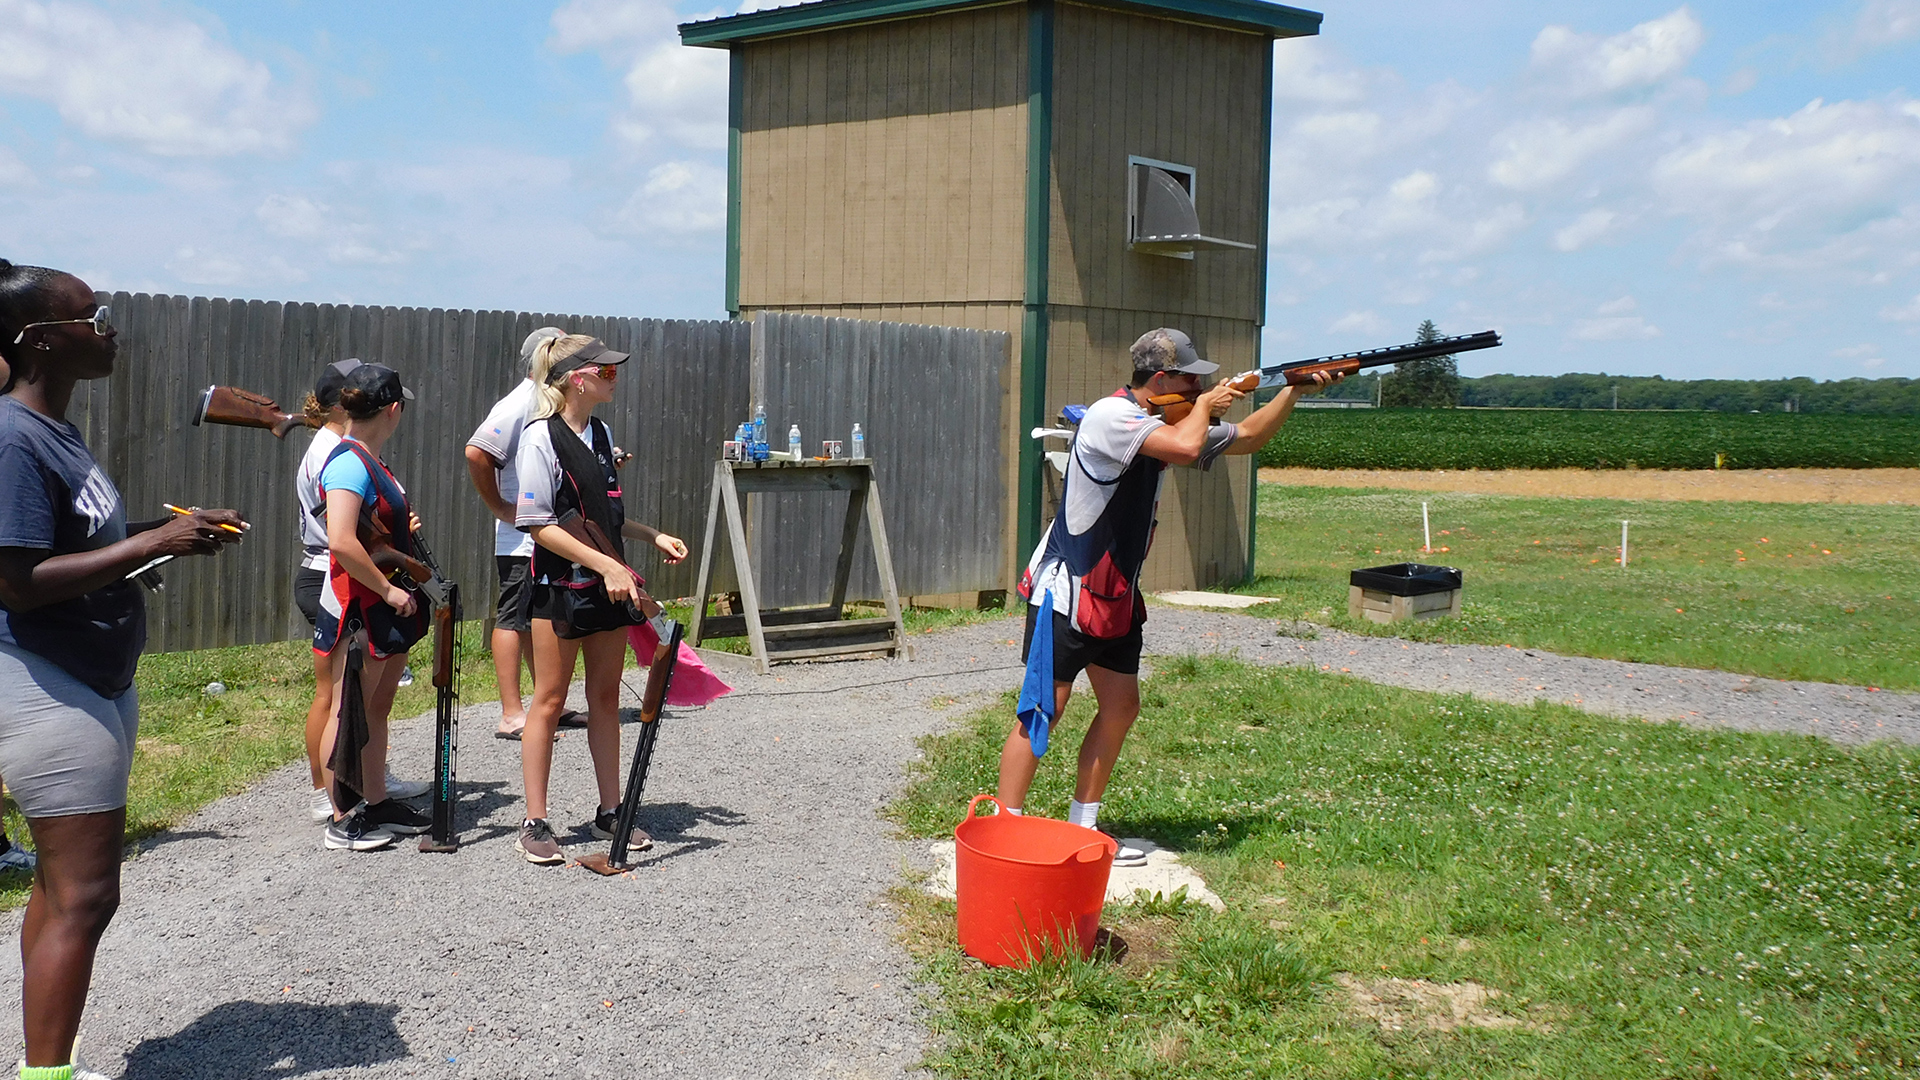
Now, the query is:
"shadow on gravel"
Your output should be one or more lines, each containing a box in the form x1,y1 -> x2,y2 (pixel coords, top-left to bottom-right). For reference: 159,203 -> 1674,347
120,1000 -> 405,1079
129,827 -> 228,854
615,802 -> 749,867
448,779 -> 521,846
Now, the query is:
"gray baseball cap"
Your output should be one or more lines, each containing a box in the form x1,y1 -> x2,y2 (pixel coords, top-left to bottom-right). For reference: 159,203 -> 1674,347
1130,327 -> 1218,376
521,326 -> 564,363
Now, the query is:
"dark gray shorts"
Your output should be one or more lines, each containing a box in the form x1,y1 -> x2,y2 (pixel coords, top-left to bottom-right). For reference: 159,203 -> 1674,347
495,556 -> 533,632
0,641 -> 139,818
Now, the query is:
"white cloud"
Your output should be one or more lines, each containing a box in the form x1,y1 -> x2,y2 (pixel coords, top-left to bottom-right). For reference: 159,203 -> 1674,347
1488,108 -> 1653,190
0,146 -> 33,186
551,0 -> 729,151
1328,310 -> 1388,336
1554,208 -> 1619,251
616,160 -> 727,235
1883,294 -> 1920,321
1862,355 -> 1889,368
256,194 -> 327,239
1530,8 -> 1704,97
254,193 -> 404,265
1841,0 -> 1920,53
1831,343 -> 1880,357
1573,296 -> 1660,341
1272,39 -> 1367,104
1597,295 -> 1639,316
0,0 -> 313,156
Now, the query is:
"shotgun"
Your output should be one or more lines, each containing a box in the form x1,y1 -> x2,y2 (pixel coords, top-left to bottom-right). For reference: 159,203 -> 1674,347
191,385 -> 313,439
1149,331 -> 1503,424
554,510 -> 663,621
578,620 -> 682,876
418,577 -> 461,853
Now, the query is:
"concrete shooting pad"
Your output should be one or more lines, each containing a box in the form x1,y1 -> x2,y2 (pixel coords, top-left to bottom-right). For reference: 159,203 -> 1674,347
923,837 -> 1225,912
1155,591 -> 1279,610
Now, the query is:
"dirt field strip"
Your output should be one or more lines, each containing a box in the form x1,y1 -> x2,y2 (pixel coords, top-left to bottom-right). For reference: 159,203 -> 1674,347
1259,467 -> 1920,504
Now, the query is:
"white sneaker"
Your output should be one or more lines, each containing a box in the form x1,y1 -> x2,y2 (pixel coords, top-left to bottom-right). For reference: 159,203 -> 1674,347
308,787 -> 334,824
1097,827 -> 1149,867
384,769 -> 430,800
0,843 -> 36,872
16,1061 -> 108,1080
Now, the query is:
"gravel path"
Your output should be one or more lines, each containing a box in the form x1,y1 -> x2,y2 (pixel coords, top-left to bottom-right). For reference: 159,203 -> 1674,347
4,609 -> 1913,1078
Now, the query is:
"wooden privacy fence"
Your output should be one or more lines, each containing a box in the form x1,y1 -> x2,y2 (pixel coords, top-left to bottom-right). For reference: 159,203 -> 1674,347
747,312 -> 1010,608
67,294 -> 1007,653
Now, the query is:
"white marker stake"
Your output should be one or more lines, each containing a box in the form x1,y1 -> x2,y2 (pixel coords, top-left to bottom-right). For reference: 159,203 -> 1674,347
1621,520 -> 1629,569
1422,502 -> 1431,554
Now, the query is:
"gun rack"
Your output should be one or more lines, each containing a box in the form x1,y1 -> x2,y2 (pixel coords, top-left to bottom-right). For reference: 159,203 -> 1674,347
690,459 -> 906,674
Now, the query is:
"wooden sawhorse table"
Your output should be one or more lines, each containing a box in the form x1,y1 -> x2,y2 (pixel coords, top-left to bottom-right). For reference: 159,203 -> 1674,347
689,459 -> 907,673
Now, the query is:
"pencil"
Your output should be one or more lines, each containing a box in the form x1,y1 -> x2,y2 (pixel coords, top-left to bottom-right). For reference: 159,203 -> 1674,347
163,503 -> 247,534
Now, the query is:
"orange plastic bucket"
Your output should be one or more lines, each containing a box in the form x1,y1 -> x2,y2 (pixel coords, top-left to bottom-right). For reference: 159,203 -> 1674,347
954,794 -> 1117,967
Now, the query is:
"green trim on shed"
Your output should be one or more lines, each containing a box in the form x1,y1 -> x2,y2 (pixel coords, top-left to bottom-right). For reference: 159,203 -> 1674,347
726,48 -> 745,317
1246,38 -> 1274,582
681,0 -> 1320,47
1017,0 -> 1055,563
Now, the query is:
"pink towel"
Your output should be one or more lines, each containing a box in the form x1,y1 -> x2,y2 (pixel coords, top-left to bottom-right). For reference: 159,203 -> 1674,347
627,622 -> 733,707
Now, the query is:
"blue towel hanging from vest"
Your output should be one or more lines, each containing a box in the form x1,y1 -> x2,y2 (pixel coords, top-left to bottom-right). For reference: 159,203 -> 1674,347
1016,592 -> 1056,757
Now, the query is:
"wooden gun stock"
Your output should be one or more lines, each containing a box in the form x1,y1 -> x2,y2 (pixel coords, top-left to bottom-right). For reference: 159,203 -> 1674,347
431,600 -> 457,689
193,385 -> 312,439
554,511 -> 663,620
637,626 -> 677,725
361,511 -> 433,586
1149,370 -> 1260,425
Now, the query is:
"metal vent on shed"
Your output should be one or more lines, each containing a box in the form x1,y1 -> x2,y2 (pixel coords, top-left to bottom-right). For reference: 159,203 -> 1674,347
1127,157 -> 1256,258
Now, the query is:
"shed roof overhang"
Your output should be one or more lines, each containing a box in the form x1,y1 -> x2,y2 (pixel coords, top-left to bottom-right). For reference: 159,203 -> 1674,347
680,0 -> 1321,47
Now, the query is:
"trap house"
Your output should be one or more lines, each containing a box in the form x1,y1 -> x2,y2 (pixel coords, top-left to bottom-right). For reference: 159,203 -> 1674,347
681,0 -> 1323,591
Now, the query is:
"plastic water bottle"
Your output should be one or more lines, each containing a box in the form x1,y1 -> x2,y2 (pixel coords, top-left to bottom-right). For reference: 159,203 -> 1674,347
788,424 -> 802,460
851,423 -> 865,460
734,422 -> 750,460
752,405 -> 769,461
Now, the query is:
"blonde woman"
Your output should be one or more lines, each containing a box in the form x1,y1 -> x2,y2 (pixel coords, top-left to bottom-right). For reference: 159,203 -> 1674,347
511,335 -> 686,864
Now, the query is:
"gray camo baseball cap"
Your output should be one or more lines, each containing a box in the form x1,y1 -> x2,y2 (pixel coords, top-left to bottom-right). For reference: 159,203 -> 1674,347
1130,327 -> 1218,376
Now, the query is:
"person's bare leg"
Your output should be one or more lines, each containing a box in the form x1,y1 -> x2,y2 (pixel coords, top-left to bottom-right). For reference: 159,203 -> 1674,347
996,680 -> 1074,811
522,622 -> 580,821
18,809 -> 124,1067
492,626 -> 527,735
358,651 -> 406,805
320,645 -> 395,812
1072,665 -> 1141,804
318,645 -> 347,812
305,651 -> 332,789
579,631 -> 629,810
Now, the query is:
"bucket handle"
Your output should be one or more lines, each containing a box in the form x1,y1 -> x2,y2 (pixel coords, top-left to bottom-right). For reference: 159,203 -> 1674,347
965,793 -> 1002,820
1071,841 -> 1111,865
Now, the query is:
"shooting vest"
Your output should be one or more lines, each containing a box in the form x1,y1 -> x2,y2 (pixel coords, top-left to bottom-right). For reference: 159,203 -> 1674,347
312,438 -> 428,658
1024,387 -> 1163,639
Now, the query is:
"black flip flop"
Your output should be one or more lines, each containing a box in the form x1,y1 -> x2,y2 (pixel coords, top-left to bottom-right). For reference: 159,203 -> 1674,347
556,709 -> 589,729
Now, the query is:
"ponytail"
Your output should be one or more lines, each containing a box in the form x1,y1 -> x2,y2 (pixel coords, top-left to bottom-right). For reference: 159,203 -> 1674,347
0,258 -> 65,368
527,333 -> 595,419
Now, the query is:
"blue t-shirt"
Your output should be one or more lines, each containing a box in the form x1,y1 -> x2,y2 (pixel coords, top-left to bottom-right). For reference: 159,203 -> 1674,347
318,439 -> 380,504
0,396 -> 145,697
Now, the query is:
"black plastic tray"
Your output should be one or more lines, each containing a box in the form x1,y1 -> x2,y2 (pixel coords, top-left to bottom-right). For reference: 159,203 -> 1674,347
1349,563 -> 1462,597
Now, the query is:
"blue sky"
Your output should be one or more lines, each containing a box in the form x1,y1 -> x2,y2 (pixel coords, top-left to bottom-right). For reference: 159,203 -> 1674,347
1,1 -> 1916,380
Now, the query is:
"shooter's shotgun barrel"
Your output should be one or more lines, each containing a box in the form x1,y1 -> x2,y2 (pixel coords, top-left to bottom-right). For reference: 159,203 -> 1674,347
192,385 -> 312,439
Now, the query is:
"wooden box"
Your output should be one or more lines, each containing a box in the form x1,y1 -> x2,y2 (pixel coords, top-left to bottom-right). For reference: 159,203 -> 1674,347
1346,563 -> 1463,625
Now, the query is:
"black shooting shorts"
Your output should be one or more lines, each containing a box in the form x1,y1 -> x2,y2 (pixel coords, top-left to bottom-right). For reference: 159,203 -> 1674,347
293,566 -> 325,629
1021,602 -> 1144,682
495,556 -> 533,633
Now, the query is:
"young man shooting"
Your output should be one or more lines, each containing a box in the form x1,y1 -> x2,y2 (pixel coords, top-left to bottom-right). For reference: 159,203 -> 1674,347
998,327 -> 1340,863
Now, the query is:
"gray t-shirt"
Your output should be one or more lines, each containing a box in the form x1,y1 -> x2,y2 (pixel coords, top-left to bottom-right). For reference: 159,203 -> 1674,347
0,396 -> 144,697
296,426 -> 343,571
468,381 -> 538,558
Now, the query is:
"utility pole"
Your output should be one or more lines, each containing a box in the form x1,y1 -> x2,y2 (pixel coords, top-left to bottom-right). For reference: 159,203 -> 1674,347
1611,384 -> 1618,410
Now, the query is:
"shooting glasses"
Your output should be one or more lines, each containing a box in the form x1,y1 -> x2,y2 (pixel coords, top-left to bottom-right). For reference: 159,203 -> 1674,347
12,305 -> 112,345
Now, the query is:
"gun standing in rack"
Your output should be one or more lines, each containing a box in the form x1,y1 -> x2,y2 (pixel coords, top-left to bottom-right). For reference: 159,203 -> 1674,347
1150,331 -> 1503,423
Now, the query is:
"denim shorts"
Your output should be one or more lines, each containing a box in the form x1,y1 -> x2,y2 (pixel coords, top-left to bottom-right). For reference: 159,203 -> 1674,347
0,640 -> 139,817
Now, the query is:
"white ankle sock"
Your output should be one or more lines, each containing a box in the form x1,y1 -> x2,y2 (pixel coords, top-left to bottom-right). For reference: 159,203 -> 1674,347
1005,807 -> 1022,816
1067,799 -> 1100,829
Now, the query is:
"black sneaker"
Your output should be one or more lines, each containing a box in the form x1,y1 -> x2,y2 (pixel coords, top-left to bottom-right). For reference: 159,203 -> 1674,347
324,806 -> 396,851
517,819 -> 565,864
591,809 -> 653,852
364,799 -> 432,836
1097,826 -> 1149,867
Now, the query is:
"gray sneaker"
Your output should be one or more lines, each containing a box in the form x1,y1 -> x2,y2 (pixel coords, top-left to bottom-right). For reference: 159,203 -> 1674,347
384,769 -> 431,800
516,819 -> 566,865
324,806 -> 396,852
0,842 -> 36,872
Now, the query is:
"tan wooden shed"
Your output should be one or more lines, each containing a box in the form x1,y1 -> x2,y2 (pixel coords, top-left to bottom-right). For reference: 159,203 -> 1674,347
681,0 -> 1323,593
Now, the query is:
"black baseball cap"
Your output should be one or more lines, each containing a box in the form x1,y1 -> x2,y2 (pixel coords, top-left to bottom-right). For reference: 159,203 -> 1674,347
1130,327 -> 1218,376
343,362 -> 414,408
544,338 -> 630,384
313,358 -> 364,408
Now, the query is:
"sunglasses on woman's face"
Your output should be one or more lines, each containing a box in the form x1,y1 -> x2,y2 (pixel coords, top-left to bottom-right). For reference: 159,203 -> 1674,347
11,305 -> 112,345
589,364 -> 619,381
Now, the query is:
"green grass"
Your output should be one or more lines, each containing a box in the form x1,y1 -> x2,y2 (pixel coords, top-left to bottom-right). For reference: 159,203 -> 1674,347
1256,409 -> 1920,470
1243,484 -> 1920,690
891,655 -> 1920,1079
0,623 -> 506,907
